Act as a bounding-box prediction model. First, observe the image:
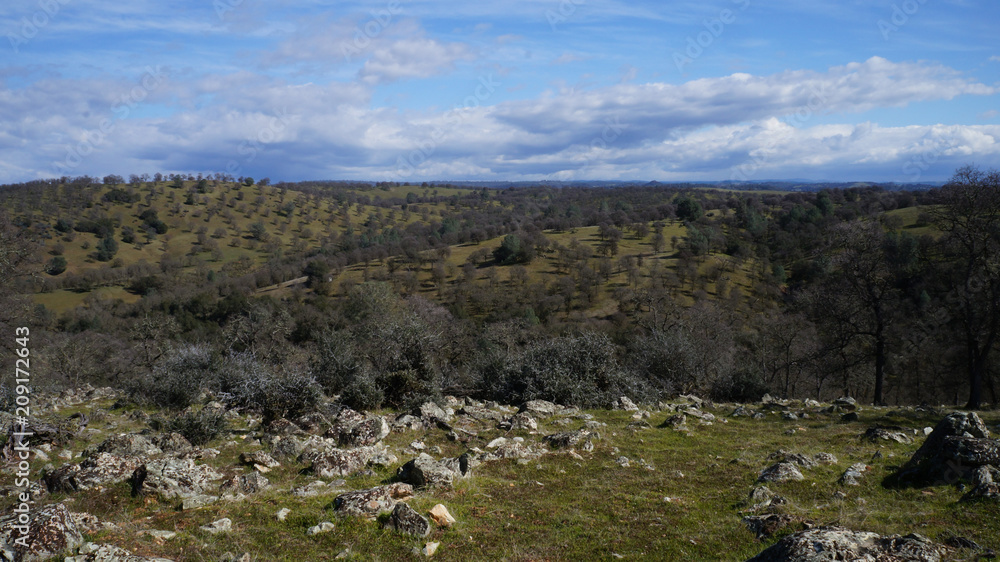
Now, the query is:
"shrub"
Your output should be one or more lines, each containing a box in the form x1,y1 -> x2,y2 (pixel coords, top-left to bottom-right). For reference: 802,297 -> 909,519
710,369 -> 771,403
132,344 -> 215,409
166,408 -> 228,446
218,354 -> 322,422
45,256 -> 67,275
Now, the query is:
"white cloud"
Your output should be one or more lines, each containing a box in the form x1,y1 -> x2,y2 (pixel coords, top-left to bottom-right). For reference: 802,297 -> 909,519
358,38 -> 473,85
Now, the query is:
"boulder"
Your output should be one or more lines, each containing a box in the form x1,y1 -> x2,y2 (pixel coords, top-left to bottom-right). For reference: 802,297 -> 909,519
743,514 -> 800,539
333,483 -> 414,518
615,396 -> 639,411
151,433 -> 193,455
325,409 -> 390,448
65,541 -> 175,561
44,453 -> 144,493
731,405 -> 754,418
383,503 -> 430,537
889,412 -> 999,487
659,414 -> 687,430
864,426 -> 913,444
0,503 -> 83,562
219,472 -> 271,498
310,444 -> 397,479
417,402 -> 451,425
130,458 -> 224,499
814,452 -> 838,465
458,405 -> 506,423
199,518 -> 232,534
543,429 -> 597,450
90,434 -> 162,458
397,453 -> 469,488
519,400 -> 561,418
509,412 -> 538,431
239,450 -> 280,471
832,397 -> 858,412
745,526 -> 950,562
758,462 -> 804,483
960,465 -> 1000,502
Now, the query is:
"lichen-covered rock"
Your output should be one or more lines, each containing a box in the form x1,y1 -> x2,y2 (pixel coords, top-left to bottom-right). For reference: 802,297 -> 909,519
239,450 -> 280,470
459,405 -> 506,423
199,518 -> 231,534
417,402 -> 451,424
397,453 -> 469,488
90,434 -> 163,458
758,462 -> 804,483
659,414 -> 687,430
890,412 -> 999,487
961,465 -> 1000,502
219,472 -> 270,498
519,400 -> 561,418
332,483 -> 414,518
865,426 -> 913,444
309,444 -> 396,478
151,433 -> 193,455
509,412 -> 537,431
44,453 -> 145,493
0,503 -> 83,562
743,514 -> 800,539
543,429 -> 597,450
382,503 -> 430,537
814,452 -> 838,465
839,463 -> 869,486
131,458 -> 224,499
65,541 -> 175,561
745,526 -> 951,561
832,396 -> 858,412
325,409 -> 390,448
615,396 -> 639,411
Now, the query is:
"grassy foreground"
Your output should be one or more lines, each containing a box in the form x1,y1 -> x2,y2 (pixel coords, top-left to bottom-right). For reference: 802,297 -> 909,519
8,398 -> 1000,561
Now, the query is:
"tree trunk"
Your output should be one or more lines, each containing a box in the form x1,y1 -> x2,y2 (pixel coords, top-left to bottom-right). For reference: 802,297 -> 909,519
873,335 -> 886,406
966,353 -> 986,409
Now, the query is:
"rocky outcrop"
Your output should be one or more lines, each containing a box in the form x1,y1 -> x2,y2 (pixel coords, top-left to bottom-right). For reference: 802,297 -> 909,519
382,503 -> 430,537
961,465 -> 1000,502
839,463 -> 869,486
888,412 -> 998,487
864,426 -> 913,444
745,526 -> 951,562
332,483 -> 414,518
0,503 -> 84,562
219,472 -> 271,498
89,434 -> 162,458
543,429 -> 597,450
309,444 -> 397,478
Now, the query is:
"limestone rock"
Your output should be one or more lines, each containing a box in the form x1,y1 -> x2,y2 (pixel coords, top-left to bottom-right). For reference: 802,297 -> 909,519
310,444 -> 396,478
199,518 -> 232,534
758,462 -> 804,483
543,429 -> 597,450
615,396 -> 639,411
66,541 -> 175,561
745,526 -> 951,562
239,450 -> 280,470
660,414 -> 687,430
417,402 -> 451,425
151,433 -> 193,455
428,504 -> 456,527
509,412 -> 537,431
832,396 -> 858,412
90,434 -> 162,458
219,472 -> 270,498
960,465 -> 1000,502
865,426 -> 913,444
839,463 -> 869,486
276,508 -> 291,521
325,409 -> 390,448
333,483 -> 414,518
0,503 -> 83,562
519,400 -> 561,418
891,412 -> 999,486
131,458 -> 224,499
814,452 -> 838,465
383,503 -> 430,537
743,514 -> 800,539
397,453 -> 469,489
45,453 -> 144,493
306,522 -> 335,536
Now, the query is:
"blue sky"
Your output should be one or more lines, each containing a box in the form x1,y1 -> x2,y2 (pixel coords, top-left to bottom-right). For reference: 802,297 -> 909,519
1,0 -> 998,183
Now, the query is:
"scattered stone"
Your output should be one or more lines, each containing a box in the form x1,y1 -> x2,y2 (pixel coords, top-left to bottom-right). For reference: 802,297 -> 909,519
519,400 -> 561,418
832,396 -> 858,412
758,462 -> 804,483
130,458 -> 224,500
326,409 -> 390,448
138,529 -> 177,541
292,480 -> 345,498
67,541 -> 175,562
239,450 -> 280,471
459,405 -> 506,423
865,425 -> 913,444
509,412 -> 538,431
310,444 -> 396,478
960,465 -> 1000,502
616,456 -> 631,468
383,503 -> 430,537
417,402 -> 452,425
731,405 -> 754,417
839,463 -> 869,486
743,514 -> 800,539
543,429 -> 597,450
840,412 -> 859,422
616,396 -> 640,411
391,414 -> 424,432
306,521 -> 335,536
333,483 -> 414,518
219,472 -> 270,498
151,432 -> 193,455
422,542 -> 440,557
428,504 -> 456,527
180,495 -> 218,510
745,526 -> 951,562
200,518 -> 232,534
0,503 -> 83,562
397,453 -> 470,488
44,453 -> 144,493
814,452 -> 838,465
782,412 -> 799,421
276,508 -> 291,521
659,414 -> 687,431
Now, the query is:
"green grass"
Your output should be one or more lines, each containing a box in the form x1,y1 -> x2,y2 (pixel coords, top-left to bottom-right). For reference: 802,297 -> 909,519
14,403 -> 996,561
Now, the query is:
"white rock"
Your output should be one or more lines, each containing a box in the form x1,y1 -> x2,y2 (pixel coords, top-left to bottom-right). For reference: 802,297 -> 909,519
423,542 -> 440,557
200,518 -> 232,534
276,508 -> 291,521
307,521 -> 335,536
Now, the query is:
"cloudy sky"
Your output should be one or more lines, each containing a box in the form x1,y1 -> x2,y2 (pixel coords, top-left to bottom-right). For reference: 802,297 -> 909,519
1,0 -> 998,184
